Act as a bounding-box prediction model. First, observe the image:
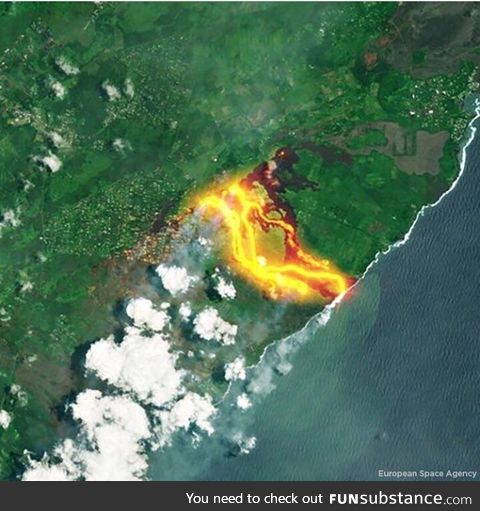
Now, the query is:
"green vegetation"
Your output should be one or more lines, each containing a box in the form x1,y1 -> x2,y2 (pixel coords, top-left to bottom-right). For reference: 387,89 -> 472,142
412,50 -> 426,67
45,169 -> 183,257
0,2 -> 478,477
283,149 -> 435,275
377,61 -> 475,135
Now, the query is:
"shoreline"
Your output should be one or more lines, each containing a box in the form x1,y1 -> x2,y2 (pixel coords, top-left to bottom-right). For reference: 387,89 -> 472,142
245,100 -> 480,377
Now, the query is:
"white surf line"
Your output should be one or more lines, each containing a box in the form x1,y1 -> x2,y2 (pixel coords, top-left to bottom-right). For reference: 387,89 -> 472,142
243,100 -> 480,377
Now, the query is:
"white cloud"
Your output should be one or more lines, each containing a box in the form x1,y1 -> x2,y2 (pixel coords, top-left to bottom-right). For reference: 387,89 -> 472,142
26,354 -> 38,365
276,360 -> 293,375
23,386 -> 219,480
36,152 -> 62,173
224,357 -> 246,381
0,410 -> 11,429
102,81 -> 121,101
124,78 -> 134,99
198,236 -> 211,247
267,159 -> 278,172
23,457 -> 75,481
0,308 -> 11,323
48,131 -> 66,148
231,433 -> 256,455
10,384 -> 28,407
36,252 -> 47,263
2,210 -> 21,228
179,302 -> 192,320
193,307 -> 237,345
0,209 -> 21,236
20,280 -> 33,294
112,138 -> 130,152
236,393 -> 252,410
247,365 -> 276,396
155,392 -> 216,448
155,264 -> 198,296
213,270 -> 236,300
55,56 -> 79,76
85,326 -> 184,407
50,79 -> 65,99
23,179 -> 34,192
71,390 -> 151,481
126,297 -> 169,332
23,391 -> 151,481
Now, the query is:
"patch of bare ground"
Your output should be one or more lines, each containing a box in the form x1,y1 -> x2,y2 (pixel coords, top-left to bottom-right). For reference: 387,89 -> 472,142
332,121 -> 449,175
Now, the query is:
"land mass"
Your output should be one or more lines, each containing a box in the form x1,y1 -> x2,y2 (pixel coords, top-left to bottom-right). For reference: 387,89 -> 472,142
0,2 -> 479,478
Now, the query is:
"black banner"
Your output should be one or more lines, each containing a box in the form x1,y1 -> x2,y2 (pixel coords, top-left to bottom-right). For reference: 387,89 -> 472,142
1,482 -> 479,510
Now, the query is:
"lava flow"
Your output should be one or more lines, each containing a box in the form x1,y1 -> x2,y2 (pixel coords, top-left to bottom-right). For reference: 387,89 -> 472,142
196,148 -> 354,302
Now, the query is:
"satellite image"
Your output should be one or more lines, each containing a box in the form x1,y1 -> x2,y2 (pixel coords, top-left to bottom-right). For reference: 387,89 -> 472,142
0,1 -> 480,482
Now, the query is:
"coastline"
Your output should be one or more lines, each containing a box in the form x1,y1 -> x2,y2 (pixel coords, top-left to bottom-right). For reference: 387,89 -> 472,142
189,99 -> 480,482
245,99 -> 480,379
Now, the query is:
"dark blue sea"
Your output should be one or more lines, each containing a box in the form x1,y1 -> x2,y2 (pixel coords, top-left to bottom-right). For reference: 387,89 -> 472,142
151,112 -> 480,481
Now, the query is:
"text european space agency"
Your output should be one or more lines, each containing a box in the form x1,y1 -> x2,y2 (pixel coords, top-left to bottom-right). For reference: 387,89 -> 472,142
378,469 -> 477,479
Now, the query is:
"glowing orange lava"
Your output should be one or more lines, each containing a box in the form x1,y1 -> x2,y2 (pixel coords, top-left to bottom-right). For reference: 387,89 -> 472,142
197,177 -> 353,302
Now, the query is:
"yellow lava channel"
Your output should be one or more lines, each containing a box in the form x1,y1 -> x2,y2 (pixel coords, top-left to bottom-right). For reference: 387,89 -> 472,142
197,180 -> 351,302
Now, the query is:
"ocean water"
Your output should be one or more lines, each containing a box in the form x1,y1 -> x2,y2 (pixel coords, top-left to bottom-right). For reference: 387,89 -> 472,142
150,114 -> 480,481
